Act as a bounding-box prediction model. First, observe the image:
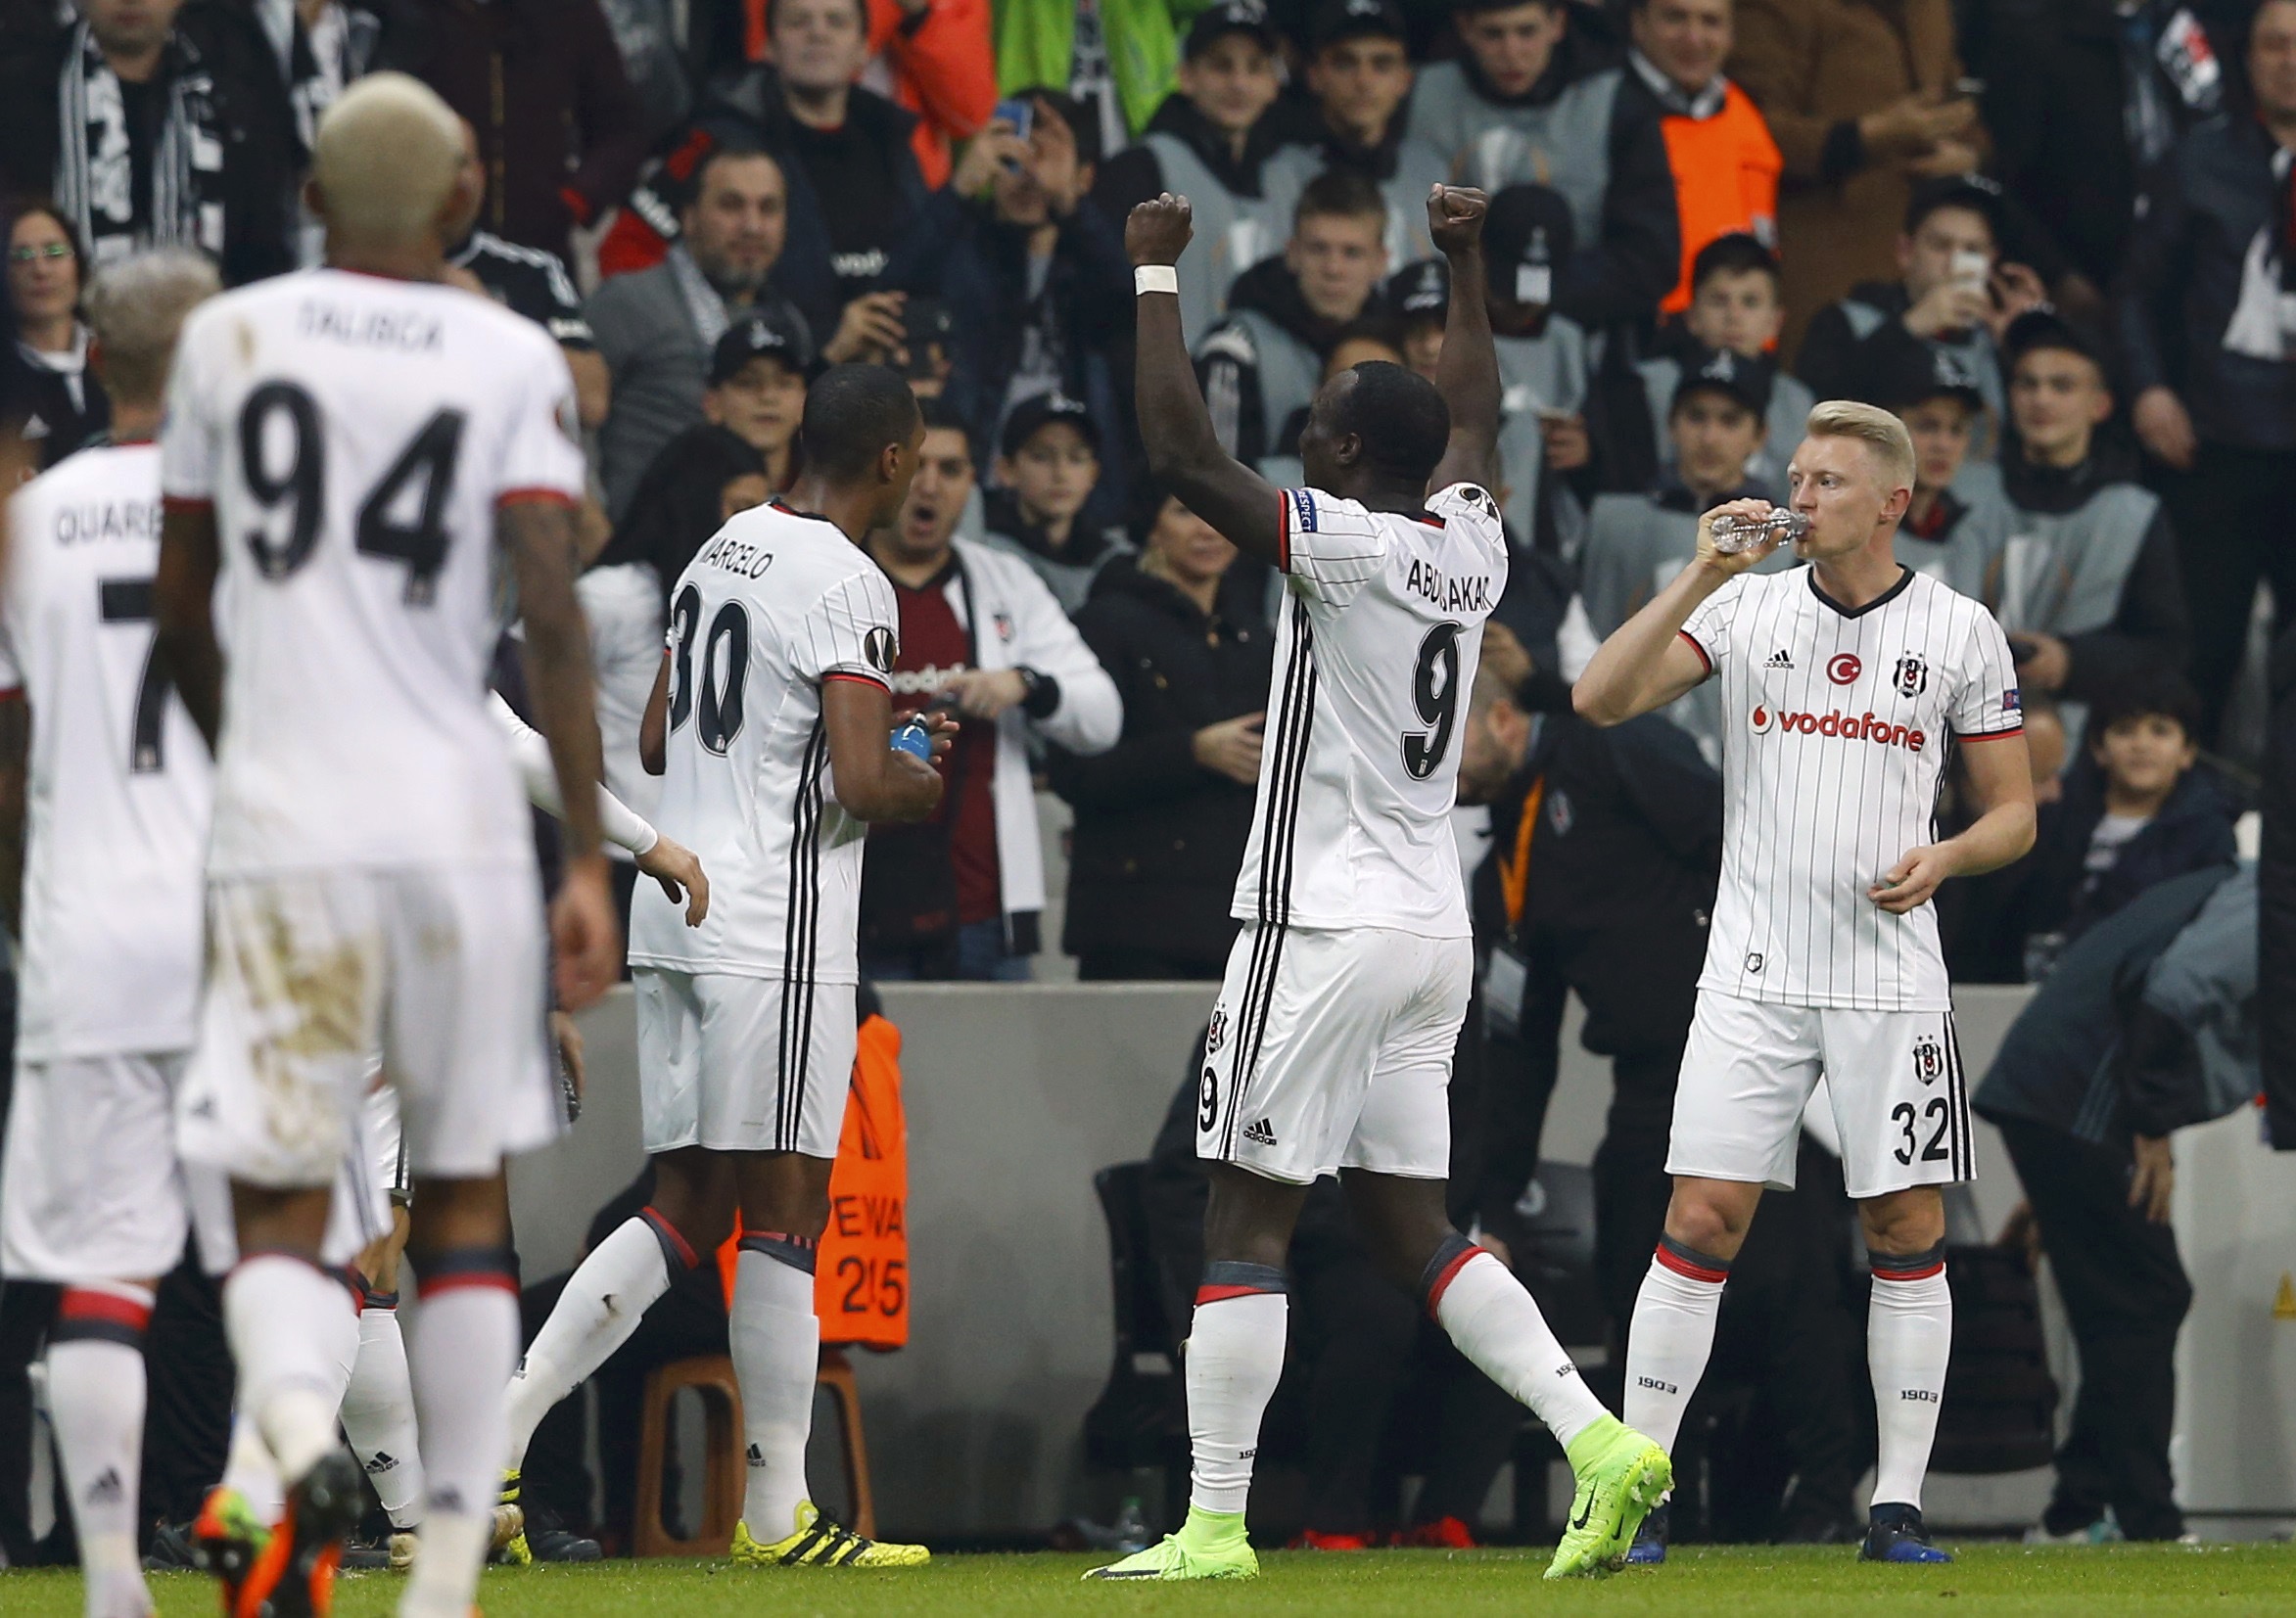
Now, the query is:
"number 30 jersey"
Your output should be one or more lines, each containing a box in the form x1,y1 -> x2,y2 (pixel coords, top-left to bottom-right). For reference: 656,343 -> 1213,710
629,500 -> 901,986
0,443 -> 211,1060
1231,483 -> 1508,940
160,268 -> 586,876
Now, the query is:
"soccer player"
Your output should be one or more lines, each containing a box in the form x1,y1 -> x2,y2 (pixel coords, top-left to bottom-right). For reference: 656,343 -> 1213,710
0,249 -> 218,1618
154,73 -> 621,1618
496,363 -> 949,1571
1093,184 -> 1669,1584
1571,401 -> 2038,1565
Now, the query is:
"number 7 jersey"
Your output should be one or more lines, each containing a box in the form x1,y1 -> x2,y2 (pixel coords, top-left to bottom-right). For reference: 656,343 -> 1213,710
628,500 -> 902,986
160,267 -> 586,875
1232,483 -> 1508,939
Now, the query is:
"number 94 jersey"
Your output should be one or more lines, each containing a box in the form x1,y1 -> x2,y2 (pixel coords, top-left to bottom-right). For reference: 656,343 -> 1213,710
1231,483 -> 1507,939
629,501 -> 901,986
160,268 -> 586,875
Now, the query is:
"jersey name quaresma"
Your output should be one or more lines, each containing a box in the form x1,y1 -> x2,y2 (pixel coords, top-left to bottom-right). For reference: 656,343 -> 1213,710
629,500 -> 900,986
159,267 -> 586,875
0,442 -> 211,1060
1231,482 -> 1508,939
1680,566 -> 2022,1011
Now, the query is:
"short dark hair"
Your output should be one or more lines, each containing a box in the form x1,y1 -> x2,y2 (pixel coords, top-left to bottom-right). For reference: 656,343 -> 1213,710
1329,360 -> 1450,486
766,0 -> 869,34
1690,232 -> 1782,295
2088,670 -> 2203,746
1295,168 -> 1387,232
799,365 -> 923,480
686,141 -> 782,207
915,395 -> 976,459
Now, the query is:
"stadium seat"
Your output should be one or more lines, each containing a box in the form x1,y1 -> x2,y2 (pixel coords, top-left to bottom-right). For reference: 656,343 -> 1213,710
630,1351 -> 878,1556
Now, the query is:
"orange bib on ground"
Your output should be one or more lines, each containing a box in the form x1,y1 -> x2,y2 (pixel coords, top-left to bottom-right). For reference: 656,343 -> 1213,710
715,1012 -> 911,1348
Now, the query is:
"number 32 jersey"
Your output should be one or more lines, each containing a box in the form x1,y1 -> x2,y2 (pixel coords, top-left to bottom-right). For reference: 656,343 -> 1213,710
160,268 -> 586,876
1232,484 -> 1507,939
629,500 -> 901,986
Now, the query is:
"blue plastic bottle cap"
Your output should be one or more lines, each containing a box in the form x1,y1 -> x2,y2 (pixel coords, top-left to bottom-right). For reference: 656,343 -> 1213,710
890,720 -> 933,760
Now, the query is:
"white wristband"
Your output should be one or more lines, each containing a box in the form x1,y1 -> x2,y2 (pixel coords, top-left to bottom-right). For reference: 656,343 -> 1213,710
1135,264 -> 1179,297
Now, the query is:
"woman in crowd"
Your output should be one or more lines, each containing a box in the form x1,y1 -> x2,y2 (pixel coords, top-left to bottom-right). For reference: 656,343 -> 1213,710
7,201 -> 105,470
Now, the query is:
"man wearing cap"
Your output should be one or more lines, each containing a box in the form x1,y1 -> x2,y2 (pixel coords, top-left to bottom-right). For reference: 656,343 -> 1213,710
1795,176 -> 2049,454
1260,0 -> 1452,273
1863,343 -> 2014,597
1093,1 -> 1288,340
981,392 -> 1136,615
1479,184 -> 1593,551
701,311 -> 810,490
1404,0 -> 1681,329
1575,346 -> 1794,762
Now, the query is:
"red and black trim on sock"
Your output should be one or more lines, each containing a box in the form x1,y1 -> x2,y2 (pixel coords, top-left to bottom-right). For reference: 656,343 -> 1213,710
1196,1260 -> 1287,1307
1868,1241 -> 1946,1282
361,1287 -> 399,1312
54,1285 -> 153,1350
337,1266 -> 373,1311
639,1205 -> 702,1271
1655,1233 -> 1732,1284
413,1245 -> 520,1300
1419,1231 -> 1486,1317
740,1230 -> 818,1276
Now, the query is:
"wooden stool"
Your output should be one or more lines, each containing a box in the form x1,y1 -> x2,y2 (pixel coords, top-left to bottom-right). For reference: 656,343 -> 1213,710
629,1351 -> 879,1557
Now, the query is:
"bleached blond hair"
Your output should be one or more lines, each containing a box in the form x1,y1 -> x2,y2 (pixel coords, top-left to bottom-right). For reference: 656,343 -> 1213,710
1804,398 -> 1916,495
82,251 -> 218,404
311,72 -> 464,245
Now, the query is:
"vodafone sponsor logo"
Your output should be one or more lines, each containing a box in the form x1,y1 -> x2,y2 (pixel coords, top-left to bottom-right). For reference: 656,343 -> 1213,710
887,662 -> 968,696
1749,704 -> 1927,753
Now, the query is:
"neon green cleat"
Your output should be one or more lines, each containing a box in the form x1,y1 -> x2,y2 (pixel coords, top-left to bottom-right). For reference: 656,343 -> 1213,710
492,1468 -> 532,1564
731,1502 -> 930,1567
1547,1414 -> 1672,1580
1085,1507 -> 1258,1581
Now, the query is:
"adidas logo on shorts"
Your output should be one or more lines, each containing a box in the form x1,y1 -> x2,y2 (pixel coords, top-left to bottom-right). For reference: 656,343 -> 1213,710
1242,1118 -> 1279,1147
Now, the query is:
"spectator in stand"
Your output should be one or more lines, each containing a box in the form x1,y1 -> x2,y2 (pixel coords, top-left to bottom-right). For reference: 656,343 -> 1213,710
1796,176 -> 2048,455
1094,1 -> 1289,341
1479,183 -> 1592,552
5,202 -> 106,472
700,310 -> 808,490
860,402 -> 1120,981
1391,254 -> 1448,382
1403,0 -> 1681,329
371,0 -> 645,263
981,393 -> 1135,615
1726,0 -> 1985,350
1627,235 -> 1809,497
1984,313 -> 2187,725
1050,487 -> 1273,980
1974,0 -> 2226,296
2117,0 -> 2296,747
1625,0 -> 1780,317
887,88 -> 1132,490
1864,340 -> 2011,597
586,145 -> 819,520
1261,0 -> 1450,272
0,0 -> 299,287
1196,169 -> 1392,474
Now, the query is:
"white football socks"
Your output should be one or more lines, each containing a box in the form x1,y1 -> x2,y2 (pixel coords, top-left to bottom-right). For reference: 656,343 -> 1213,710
1621,1237 -> 1731,1456
731,1237 -> 820,1540
1185,1265 -> 1289,1517
341,1297 -> 426,1529
222,1255 -> 357,1488
49,1283 -> 156,1618
1868,1247 -> 1952,1511
400,1251 -> 520,1618
502,1211 -> 684,1471
1427,1245 -> 1606,1449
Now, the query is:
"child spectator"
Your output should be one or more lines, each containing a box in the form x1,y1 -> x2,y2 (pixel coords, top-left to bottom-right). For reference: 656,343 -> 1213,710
1389,255 -> 1448,383
1481,184 -> 1592,554
1864,340 -> 2013,596
981,393 -> 1135,616
700,311 -> 809,490
1631,234 -> 1811,497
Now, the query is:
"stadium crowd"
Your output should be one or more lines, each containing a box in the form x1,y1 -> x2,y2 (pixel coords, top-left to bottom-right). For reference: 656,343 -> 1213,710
0,0 -> 2290,1578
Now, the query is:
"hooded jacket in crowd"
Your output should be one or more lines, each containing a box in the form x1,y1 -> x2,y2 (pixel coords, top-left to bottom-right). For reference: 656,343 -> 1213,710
1094,94 -> 1289,341
1259,105 -> 1449,274
1195,254 -> 1383,475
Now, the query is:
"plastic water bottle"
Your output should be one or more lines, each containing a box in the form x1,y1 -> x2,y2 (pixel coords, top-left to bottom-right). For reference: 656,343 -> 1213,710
890,718 -> 934,760
1112,1497 -> 1149,1553
1710,509 -> 1808,555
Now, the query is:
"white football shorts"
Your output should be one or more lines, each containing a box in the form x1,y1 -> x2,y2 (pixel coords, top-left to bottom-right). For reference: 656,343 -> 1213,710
1,1052 -> 190,1282
634,967 -> 856,1159
177,865 -> 559,1187
1196,922 -> 1474,1184
1667,990 -> 1976,1200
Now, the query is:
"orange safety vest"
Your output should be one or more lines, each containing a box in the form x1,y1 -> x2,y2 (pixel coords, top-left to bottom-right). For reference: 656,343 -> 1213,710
715,1012 -> 912,1349
1658,82 -> 1783,315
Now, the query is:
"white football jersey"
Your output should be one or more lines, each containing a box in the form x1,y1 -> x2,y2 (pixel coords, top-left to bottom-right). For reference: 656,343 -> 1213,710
1231,482 -> 1508,938
1681,567 -> 2023,1011
629,500 -> 901,984
159,268 -> 585,875
0,443 -> 211,1059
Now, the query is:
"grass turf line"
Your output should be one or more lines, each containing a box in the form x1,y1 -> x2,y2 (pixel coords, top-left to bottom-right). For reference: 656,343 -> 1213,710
5,1544 -> 2290,1614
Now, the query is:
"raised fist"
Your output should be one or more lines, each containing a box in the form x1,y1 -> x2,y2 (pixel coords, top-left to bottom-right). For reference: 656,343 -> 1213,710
1427,184 -> 1489,256
1127,193 -> 1195,267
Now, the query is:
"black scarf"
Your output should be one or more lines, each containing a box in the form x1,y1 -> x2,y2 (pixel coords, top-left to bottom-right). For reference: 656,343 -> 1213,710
55,22 -> 227,267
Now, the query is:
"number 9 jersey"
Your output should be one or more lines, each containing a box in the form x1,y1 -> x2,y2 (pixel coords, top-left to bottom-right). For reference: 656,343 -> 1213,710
159,268 -> 586,874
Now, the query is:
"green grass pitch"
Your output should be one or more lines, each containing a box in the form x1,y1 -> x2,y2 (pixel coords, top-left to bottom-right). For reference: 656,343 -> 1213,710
6,1544 -> 2294,1615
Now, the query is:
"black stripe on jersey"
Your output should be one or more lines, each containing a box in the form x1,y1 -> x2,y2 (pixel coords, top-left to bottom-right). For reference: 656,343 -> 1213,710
1255,596 -> 1318,927
1221,918 -> 1288,1158
1944,1009 -> 1973,1181
776,720 -> 829,1151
